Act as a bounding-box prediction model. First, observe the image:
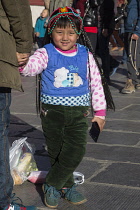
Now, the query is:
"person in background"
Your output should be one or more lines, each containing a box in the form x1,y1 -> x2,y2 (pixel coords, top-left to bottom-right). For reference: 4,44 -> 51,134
110,18 -> 124,51
44,0 -> 50,10
110,0 -> 126,51
21,6 -> 106,209
96,0 -> 120,83
121,0 -> 140,94
49,0 -> 73,14
75,0 -> 103,52
34,9 -> 49,48
0,0 -> 37,210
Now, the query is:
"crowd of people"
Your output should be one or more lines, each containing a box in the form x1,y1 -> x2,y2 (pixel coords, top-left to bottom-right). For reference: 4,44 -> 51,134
0,0 -> 140,209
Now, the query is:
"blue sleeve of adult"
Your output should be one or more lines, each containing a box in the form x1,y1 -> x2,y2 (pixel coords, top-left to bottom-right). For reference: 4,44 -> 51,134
134,1 -> 140,36
134,19 -> 140,36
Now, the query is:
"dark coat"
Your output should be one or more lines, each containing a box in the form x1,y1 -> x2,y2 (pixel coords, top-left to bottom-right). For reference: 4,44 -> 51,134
99,0 -> 115,30
0,0 -> 33,91
76,0 -> 103,27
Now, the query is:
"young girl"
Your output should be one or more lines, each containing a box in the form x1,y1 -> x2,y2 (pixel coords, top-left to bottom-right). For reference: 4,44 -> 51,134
21,7 -> 107,209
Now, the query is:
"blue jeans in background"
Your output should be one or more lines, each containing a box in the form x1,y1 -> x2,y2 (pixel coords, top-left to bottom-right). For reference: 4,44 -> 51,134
124,32 -> 140,84
0,91 -> 13,208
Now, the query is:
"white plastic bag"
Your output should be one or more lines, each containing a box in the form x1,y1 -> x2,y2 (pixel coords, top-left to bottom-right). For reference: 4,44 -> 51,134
10,137 -> 28,169
9,137 -> 38,185
73,172 -> 84,185
28,171 -> 84,185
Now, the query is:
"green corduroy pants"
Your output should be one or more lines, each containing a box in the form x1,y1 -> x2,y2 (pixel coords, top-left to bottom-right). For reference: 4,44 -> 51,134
40,104 -> 89,190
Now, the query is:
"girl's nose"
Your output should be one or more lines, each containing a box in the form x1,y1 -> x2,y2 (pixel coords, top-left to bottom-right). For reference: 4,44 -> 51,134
62,33 -> 68,40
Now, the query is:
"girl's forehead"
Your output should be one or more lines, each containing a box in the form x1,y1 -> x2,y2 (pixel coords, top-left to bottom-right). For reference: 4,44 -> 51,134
55,24 -> 73,29
54,24 -> 77,31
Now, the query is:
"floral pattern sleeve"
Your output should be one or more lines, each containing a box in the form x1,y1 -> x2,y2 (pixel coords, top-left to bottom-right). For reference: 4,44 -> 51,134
21,48 -> 48,76
88,52 -> 106,116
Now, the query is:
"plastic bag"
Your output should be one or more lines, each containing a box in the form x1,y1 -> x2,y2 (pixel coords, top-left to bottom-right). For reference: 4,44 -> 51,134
27,171 -> 48,183
28,171 -> 84,185
9,137 -> 38,185
73,172 -> 84,185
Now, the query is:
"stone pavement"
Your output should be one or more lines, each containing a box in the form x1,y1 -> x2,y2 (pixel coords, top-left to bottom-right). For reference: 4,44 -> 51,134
9,49 -> 140,210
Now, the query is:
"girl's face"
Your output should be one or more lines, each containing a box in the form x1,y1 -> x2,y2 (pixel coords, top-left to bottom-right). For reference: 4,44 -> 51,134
51,24 -> 79,51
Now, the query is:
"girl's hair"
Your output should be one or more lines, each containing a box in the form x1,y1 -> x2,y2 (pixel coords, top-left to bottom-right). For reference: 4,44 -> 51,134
43,7 -> 115,110
80,29 -> 115,110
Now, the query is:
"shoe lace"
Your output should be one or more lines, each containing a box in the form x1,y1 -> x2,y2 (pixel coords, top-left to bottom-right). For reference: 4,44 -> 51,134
10,193 -> 25,209
44,186 -> 61,199
125,80 -> 132,89
65,184 -> 79,198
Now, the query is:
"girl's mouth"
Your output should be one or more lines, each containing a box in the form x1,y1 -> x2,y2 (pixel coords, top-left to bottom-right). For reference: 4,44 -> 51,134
61,42 -> 69,45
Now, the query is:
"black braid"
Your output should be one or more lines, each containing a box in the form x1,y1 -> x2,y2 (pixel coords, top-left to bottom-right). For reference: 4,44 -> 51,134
79,28 -> 115,111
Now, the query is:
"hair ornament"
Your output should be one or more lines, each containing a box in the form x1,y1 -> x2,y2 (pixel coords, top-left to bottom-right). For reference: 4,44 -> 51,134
59,7 -> 69,13
47,6 -> 83,35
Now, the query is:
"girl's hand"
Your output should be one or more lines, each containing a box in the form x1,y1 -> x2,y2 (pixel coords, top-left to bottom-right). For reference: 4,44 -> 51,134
91,117 -> 105,132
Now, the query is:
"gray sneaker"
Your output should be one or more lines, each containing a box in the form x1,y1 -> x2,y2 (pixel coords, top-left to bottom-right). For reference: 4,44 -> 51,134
121,79 -> 135,94
42,184 -> 61,209
135,84 -> 140,90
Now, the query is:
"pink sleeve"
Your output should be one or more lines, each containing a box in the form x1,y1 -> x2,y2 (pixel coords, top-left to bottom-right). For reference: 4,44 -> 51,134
21,48 -> 48,76
88,52 -> 107,116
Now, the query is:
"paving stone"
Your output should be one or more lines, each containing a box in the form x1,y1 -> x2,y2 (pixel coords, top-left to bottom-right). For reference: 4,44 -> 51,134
95,131 -> 140,146
91,162 -> 140,187
104,119 -> 140,133
75,159 -> 106,180
86,144 -> 140,163
107,110 -> 140,121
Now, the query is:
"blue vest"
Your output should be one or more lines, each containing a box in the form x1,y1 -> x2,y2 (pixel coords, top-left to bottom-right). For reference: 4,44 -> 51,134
41,43 -> 89,97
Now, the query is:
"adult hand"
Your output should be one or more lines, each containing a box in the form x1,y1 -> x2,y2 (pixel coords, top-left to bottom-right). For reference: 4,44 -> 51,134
16,52 -> 30,66
102,29 -> 109,37
91,116 -> 105,132
131,34 -> 139,40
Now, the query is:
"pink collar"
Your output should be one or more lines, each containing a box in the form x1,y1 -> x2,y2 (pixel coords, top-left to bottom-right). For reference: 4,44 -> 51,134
56,46 -> 77,54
